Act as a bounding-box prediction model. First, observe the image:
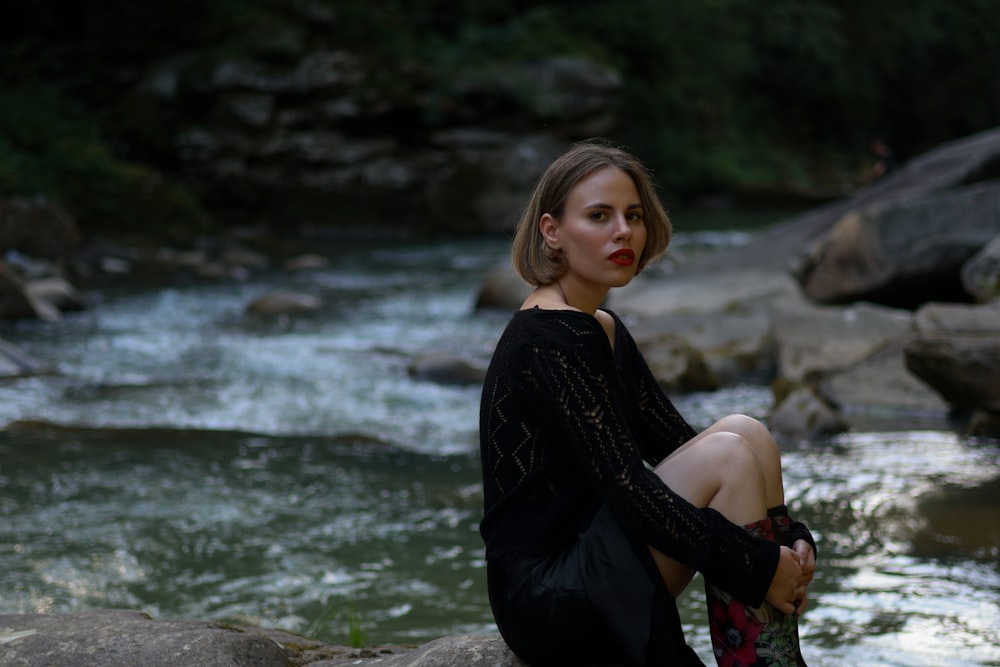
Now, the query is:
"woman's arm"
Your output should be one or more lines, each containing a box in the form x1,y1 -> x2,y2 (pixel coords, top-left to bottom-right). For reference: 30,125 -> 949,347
610,312 -> 698,465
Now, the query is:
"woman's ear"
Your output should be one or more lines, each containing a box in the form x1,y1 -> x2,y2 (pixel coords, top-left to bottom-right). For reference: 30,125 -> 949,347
539,213 -> 560,249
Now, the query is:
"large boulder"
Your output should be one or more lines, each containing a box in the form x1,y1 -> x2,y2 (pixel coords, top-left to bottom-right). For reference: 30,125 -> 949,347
607,129 -> 1000,437
771,302 -> 913,385
630,306 -> 777,387
0,610 -> 294,667
0,610 -> 531,667
634,333 -> 718,393
474,263 -> 531,312
903,301 -> 1000,431
791,182 -> 1000,308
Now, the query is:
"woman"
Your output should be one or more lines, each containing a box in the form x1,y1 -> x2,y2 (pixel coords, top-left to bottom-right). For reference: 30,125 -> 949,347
479,140 -> 816,666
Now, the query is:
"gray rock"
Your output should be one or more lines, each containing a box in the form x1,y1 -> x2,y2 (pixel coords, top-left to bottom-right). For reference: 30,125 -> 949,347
608,130 -> 1000,432
0,610 -> 293,667
771,302 -> 913,385
792,182 -> 1000,307
246,289 -> 322,315
961,234 -> 1000,302
818,342 -> 950,416
769,387 -> 849,441
904,300 -> 1000,415
635,333 -> 718,393
407,353 -> 487,386
630,307 -> 777,386
0,611 -> 530,667
311,634 -> 528,666
474,263 -> 531,312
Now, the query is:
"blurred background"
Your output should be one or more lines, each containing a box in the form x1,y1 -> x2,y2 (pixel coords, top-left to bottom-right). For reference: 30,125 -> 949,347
2,0 -> 999,239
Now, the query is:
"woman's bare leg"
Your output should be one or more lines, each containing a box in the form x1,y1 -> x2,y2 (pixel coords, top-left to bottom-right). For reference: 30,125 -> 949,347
647,414 -> 785,596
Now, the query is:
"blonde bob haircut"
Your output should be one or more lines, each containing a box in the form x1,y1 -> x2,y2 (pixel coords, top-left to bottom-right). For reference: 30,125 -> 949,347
511,139 -> 672,287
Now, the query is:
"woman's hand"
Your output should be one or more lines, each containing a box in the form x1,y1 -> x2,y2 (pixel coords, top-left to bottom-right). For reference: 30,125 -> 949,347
764,546 -> 803,615
791,539 -> 816,616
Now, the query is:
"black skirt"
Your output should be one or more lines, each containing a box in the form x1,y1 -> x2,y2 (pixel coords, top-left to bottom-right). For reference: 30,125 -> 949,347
486,505 -> 705,666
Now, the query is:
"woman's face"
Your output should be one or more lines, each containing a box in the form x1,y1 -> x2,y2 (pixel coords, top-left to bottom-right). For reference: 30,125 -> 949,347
540,166 -> 647,292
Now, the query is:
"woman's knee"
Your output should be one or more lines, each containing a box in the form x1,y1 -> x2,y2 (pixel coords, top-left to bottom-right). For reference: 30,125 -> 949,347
654,431 -> 759,501
715,414 -> 780,459
697,432 -> 768,521
713,414 -> 785,505
715,414 -> 770,442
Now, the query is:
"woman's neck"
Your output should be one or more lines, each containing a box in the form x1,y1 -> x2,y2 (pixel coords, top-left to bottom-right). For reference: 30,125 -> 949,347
523,279 -> 606,315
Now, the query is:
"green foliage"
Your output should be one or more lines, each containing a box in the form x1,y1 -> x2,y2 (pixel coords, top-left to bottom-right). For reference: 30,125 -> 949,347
2,0 -> 999,231
304,604 -> 368,648
0,86 -> 209,239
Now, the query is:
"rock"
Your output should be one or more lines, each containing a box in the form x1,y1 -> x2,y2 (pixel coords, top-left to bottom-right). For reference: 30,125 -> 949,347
961,234 -> 1000,302
0,610 -> 293,667
630,307 -> 777,386
474,263 -> 531,312
407,353 -> 487,386
427,134 -> 565,234
903,301 -> 1000,416
791,182 -> 1000,308
246,290 -> 322,315
0,610 -> 528,667
314,633 -> 529,667
24,277 -> 87,313
577,130 -> 1000,430
772,302 -> 913,385
634,333 -> 718,392
162,39 -> 615,235
768,387 -> 849,441
0,262 -> 52,321
0,197 -> 81,260
817,342 -> 950,417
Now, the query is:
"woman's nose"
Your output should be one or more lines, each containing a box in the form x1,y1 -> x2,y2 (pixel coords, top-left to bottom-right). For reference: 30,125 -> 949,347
613,215 -> 632,240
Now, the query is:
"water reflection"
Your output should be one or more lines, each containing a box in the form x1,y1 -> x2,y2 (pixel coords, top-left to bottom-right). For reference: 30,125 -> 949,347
2,423 -> 998,665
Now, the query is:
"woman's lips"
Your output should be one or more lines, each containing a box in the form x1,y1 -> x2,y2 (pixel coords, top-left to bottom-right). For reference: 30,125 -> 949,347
608,249 -> 636,266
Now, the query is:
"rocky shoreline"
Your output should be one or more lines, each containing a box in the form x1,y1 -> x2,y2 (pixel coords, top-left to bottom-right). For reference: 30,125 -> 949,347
0,610 -> 526,667
3,128 -> 1000,434
476,127 -> 1000,439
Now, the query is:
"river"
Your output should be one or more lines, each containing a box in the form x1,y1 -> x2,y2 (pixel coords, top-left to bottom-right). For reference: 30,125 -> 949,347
1,227 -> 998,666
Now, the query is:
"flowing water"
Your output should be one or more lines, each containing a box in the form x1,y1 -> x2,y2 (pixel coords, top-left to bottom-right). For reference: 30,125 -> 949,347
1,230 -> 998,666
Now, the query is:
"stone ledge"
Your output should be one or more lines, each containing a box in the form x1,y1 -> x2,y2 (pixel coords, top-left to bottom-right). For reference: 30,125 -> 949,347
0,610 -> 526,667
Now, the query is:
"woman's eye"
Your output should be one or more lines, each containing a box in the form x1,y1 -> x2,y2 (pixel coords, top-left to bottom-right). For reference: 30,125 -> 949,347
627,211 -> 644,223
589,211 -> 607,222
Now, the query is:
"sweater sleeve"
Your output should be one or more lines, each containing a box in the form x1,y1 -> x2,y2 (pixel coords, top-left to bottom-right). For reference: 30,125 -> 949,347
523,322 -> 779,607
612,313 -> 698,465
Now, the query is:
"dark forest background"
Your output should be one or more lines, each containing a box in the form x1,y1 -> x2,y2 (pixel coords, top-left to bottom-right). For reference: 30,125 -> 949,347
2,0 -> 999,237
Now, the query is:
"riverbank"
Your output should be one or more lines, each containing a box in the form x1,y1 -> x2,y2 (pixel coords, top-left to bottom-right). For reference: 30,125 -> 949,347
0,609 -> 524,666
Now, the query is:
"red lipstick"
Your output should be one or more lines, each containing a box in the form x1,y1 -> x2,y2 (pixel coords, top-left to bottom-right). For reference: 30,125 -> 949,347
608,249 -> 636,266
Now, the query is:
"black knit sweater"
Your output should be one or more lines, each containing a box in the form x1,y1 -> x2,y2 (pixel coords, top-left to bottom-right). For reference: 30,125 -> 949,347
479,307 -> 780,607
